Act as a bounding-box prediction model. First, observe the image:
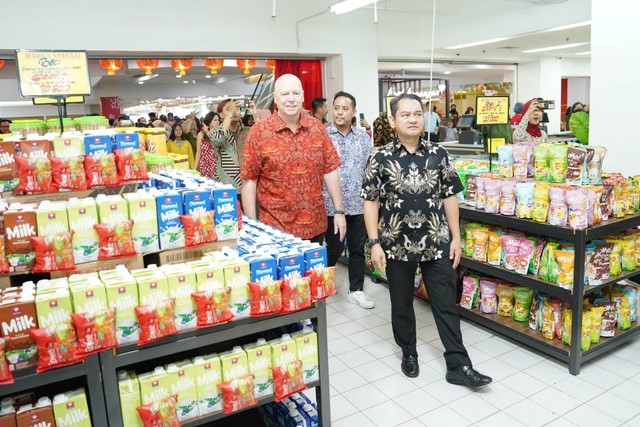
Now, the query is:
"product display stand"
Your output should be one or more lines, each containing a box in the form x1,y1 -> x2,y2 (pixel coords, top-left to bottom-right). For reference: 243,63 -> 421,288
100,300 -> 331,427
458,205 -> 640,375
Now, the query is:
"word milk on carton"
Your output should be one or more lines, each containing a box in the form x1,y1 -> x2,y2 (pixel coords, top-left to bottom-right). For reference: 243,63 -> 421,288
104,274 -> 140,345
243,338 -> 273,398
117,370 -> 142,427
0,295 -> 38,370
67,198 -> 100,263
84,135 -> 112,156
192,354 -> 223,415
211,187 -> 238,241
183,189 -> 210,215
166,360 -> 199,421
248,257 -> 277,283
304,246 -> 327,272
221,258 -> 250,319
35,288 -> 72,329
4,207 -> 38,270
52,388 -> 91,427
124,193 -> 159,254
187,261 -> 224,293
219,346 -> 249,382
277,251 -> 305,281
138,366 -> 172,405
155,192 -> 185,250
53,137 -> 84,158
159,264 -> 197,331
269,334 -> 297,368
95,195 -> 129,227
292,328 -> 319,384
132,269 -> 170,308
69,281 -> 108,316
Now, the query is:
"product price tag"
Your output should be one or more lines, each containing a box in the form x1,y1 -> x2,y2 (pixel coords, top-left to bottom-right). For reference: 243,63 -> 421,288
476,96 -> 510,125
15,50 -> 91,97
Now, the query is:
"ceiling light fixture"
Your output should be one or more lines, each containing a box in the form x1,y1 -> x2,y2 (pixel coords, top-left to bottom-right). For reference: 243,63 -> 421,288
137,74 -> 158,82
575,51 -> 591,55
137,81 -> 144,85
444,37 -> 511,50
543,20 -> 591,32
330,0 -> 376,15
205,75 -> 211,79
444,71 -> 451,75
522,42 -> 589,53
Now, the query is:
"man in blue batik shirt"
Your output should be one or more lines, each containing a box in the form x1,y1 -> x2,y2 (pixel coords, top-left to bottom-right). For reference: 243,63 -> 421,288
323,91 -> 375,309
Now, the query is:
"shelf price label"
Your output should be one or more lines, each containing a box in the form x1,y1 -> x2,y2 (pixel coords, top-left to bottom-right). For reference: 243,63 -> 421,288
476,96 -> 510,125
15,50 -> 91,98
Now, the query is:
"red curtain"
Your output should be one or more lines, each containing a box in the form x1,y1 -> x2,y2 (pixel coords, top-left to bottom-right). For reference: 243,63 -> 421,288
274,60 -> 323,112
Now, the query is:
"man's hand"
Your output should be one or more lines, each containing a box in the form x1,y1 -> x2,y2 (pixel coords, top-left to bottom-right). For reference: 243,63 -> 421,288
333,215 -> 346,241
360,119 -> 370,129
370,243 -> 386,274
449,236 -> 462,269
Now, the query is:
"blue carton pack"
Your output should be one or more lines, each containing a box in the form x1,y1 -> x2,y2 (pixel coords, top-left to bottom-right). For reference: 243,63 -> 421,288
211,187 -> 238,241
277,252 -> 305,280
84,135 -> 113,156
155,192 -> 185,249
304,247 -> 327,271
183,189 -> 211,215
114,133 -> 140,150
247,256 -> 277,282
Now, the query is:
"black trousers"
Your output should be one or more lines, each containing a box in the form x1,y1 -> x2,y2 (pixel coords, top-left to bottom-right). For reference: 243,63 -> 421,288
386,257 -> 471,370
325,215 -> 366,293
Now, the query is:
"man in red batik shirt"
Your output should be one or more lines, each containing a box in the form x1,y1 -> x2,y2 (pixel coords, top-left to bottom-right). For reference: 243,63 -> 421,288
241,74 -> 347,243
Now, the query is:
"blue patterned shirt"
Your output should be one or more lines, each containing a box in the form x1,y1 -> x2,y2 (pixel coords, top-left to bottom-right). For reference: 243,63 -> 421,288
323,124 -> 372,216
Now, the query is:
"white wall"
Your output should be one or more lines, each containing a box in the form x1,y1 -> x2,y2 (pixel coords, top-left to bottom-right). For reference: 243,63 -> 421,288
567,77 -> 590,107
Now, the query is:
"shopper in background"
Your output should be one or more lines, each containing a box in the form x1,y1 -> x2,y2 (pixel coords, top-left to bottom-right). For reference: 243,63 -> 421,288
311,97 -> 329,127
180,112 -> 200,148
362,93 -> 492,387
324,91 -> 374,309
167,112 -> 175,127
439,117 -> 458,142
242,113 -> 255,127
465,106 -> 474,115
148,112 -> 158,124
0,118 -> 11,134
168,123 -> 195,169
561,105 -> 572,132
513,98 -> 548,144
569,101 -> 590,144
159,114 -> 172,134
424,104 -> 441,142
449,103 -> 459,127
373,112 -> 396,148
195,111 -> 219,180
241,73 -> 346,243
510,101 -> 524,128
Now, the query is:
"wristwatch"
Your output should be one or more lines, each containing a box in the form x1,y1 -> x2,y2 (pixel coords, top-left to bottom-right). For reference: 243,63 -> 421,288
334,210 -> 346,215
366,238 -> 380,247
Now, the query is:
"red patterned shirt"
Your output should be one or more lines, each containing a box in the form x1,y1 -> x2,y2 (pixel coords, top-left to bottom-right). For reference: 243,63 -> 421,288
241,113 -> 341,239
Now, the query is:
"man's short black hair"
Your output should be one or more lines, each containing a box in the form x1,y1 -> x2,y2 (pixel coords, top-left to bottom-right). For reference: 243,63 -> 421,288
333,91 -> 356,109
159,114 -> 168,122
0,118 -> 12,124
311,97 -> 327,113
389,93 -> 423,117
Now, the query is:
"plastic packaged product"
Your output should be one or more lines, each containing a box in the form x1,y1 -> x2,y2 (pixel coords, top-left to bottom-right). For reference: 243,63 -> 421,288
587,243 -> 611,286
532,182 -> 550,223
14,156 -> 54,193
554,249 -> 575,290
463,223 -> 483,257
460,274 -> 480,309
538,241 -> 559,282
248,279 -> 282,316
515,182 -> 535,219
470,228 -> 489,262
484,179 -> 501,213
30,322 -> 83,373
501,235 -> 521,271
533,143 -> 551,181
94,220 -> 136,260
580,309 -> 592,351
530,238 -> 546,275
136,395 -> 180,427
179,211 -> 217,247
622,236 -> 637,271
280,277 -> 311,314
594,299 -> 616,337
85,153 -> 119,187
607,240 -> 622,276
550,298 -> 563,339
611,291 -> 632,330
549,145 -> 568,183
620,286 -> 638,322
50,155 -> 87,190
561,307 -> 572,345
497,145 -> 514,178
515,238 -> 535,275
192,289 -> 234,326
479,279 -> 498,314
114,148 -> 148,182
587,146 -> 607,184
475,178 -> 487,210
499,180 -> 516,215
566,188 -> 588,230
304,267 -> 337,301
487,232 -> 503,266
566,146 -> 587,185
589,306 -> 604,344
512,287 -> 534,322
496,284 -> 514,317
529,293 -> 543,331
600,184 -> 614,220
272,360 -> 306,402
512,145 -> 529,179
71,308 -> 117,356
541,299 -> 556,340
217,376 -> 257,414
135,298 -> 178,345
548,187 -> 568,227
465,175 -> 478,206
0,338 -> 14,385
31,232 -> 75,273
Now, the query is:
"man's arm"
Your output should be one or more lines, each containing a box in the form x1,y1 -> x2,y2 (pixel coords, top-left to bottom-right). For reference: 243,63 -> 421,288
443,195 -> 462,268
241,179 -> 258,218
323,169 -> 346,241
364,200 -> 386,273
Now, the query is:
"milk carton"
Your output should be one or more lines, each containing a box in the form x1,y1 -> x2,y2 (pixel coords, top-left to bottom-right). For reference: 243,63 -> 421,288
35,288 -> 72,328
67,198 -> 100,264
16,397 -> 55,427
105,276 -> 140,345
183,190 -> 210,215
219,346 -> 249,382
84,135 -> 112,156
117,371 -> 142,427
211,187 -> 238,240
277,252 -> 305,280
304,246 -> 327,272
166,361 -> 199,421
247,257 -> 277,282
187,261 -> 225,293
192,354 -> 223,415
269,334 -> 297,368
133,270 -> 170,307
155,192 -> 185,250
4,208 -> 38,270
221,259 -> 250,319
159,264 -> 196,331
52,389 -> 91,427
53,137 -> 84,158
243,338 -> 273,398
0,140 -> 18,192
138,367 -> 172,405
124,193 -> 159,254
69,282 -> 108,315
95,195 -> 129,226
114,133 -> 140,150
292,328 -> 319,384
0,296 -> 37,370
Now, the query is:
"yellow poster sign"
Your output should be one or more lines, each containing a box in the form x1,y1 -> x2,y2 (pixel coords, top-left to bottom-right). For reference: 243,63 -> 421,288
487,138 -> 506,154
33,95 -> 85,105
15,50 -> 91,98
476,96 -> 509,125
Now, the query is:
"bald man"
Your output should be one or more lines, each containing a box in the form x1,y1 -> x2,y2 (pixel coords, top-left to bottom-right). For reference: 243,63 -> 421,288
241,74 -> 346,243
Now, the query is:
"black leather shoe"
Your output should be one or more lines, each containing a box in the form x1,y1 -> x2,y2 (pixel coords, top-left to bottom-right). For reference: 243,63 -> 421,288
401,355 -> 420,378
446,365 -> 492,387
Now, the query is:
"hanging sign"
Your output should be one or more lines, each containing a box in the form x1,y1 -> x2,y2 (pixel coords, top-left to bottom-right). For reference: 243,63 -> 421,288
475,96 -> 509,125
32,95 -> 85,105
15,50 -> 91,98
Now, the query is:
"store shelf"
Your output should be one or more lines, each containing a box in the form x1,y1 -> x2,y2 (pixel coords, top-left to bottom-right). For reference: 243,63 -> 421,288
583,268 -> 640,295
0,181 -> 144,204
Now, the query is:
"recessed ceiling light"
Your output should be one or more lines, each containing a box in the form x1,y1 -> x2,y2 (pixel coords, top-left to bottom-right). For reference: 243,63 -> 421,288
575,51 -> 591,55
444,71 -> 451,75
183,80 -> 189,84
205,75 -> 211,79
175,75 -> 181,78
445,37 -> 511,50
522,42 -> 589,53
137,81 -> 144,85
543,20 -> 591,33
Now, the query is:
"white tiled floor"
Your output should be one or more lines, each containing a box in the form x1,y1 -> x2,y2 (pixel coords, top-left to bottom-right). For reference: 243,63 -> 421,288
325,265 -> 640,426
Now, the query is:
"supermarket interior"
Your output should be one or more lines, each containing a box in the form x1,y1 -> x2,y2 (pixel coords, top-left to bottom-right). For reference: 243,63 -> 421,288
1,0 -> 640,426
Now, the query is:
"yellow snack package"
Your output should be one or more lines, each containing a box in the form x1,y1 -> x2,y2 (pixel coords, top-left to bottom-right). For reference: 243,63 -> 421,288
496,284 -> 514,317
541,300 -> 556,340
606,240 -> 622,276
622,236 -> 637,271
487,232 -> 502,266
470,228 -> 489,262
532,182 -> 550,223
561,307 -> 572,345
581,310 -> 592,351
554,249 -> 575,290
590,306 -> 605,344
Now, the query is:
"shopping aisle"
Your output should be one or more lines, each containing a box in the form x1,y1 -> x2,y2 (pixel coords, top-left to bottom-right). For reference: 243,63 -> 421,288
326,264 -> 640,427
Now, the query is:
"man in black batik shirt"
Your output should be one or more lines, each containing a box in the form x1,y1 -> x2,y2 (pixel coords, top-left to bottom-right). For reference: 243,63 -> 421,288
361,93 -> 492,387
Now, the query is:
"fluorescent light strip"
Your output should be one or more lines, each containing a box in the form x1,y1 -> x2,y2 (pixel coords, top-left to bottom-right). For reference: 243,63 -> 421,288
444,37 -> 511,50
543,20 -> 591,32
330,0 -> 376,15
522,42 -> 589,53
575,51 -> 591,55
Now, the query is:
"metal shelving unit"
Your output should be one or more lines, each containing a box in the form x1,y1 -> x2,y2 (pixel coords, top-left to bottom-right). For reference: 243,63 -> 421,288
458,205 -> 640,375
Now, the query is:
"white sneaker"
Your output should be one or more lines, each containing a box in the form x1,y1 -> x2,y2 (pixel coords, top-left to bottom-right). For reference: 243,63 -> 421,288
347,291 -> 375,309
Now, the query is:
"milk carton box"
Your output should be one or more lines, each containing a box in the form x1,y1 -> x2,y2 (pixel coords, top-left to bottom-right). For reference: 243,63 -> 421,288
166,361 -> 199,421
53,137 -> 84,158
52,388 -> 91,427
269,334 -> 297,368
105,276 -> 140,345
69,282 -> 108,315
117,371 -> 142,427
133,270 -> 170,307
114,133 -> 140,150
304,247 -> 327,272
155,192 -> 185,249
0,140 -> 18,192
16,397 -> 55,427
219,346 -> 249,382
84,135 -> 112,156
292,328 -> 319,384
192,354 -> 223,415
124,193 -> 159,254
67,198 -> 100,264
243,338 -> 273,397
183,190 -> 210,215
221,259 -> 250,319
95,195 -> 129,227
159,264 -> 196,331
187,261 -> 225,292
0,296 -> 37,370
277,252 -> 305,280
211,187 -> 238,241
35,288 -> 72,328
138,367 -> 172,405
247,256 -> 277,282
4,208 -> 38,270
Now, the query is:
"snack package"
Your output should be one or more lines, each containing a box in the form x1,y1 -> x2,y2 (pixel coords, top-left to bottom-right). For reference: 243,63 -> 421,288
515,182 -> 535,219
515,238 -> 535,275
460,274 -> 480,309
533,143 -> 551,181
94,220 -> 136,260
530,238 -> 546,275
0,236 -> 9,274
501,235 -> 521,271
497,146 -> 514,178
532,182 -> 550,223
0,338 -> 14,385
588,243 -> 613,287
479,279 -> 498,314
581,309 -> 592,351
280,277 -> 312,314
541,299 -> 556,340
248,279 -> 282,316
529,293 -> 541,331
70,308 -> 117,356
601,184 -> 614,221
590,306 -> 605,344
549,144 -> 568,183
217,376 -> 258,414
612,291 -> 632,330
475,178 -> 487,210
487,232 -> 503,266
30,322 -> 83,373
470,228 -> 489,262
561,307 -> 572,345
622,236 -> 637,271
192,289 -> 234,326
554,249 -> 575,290
463,223 -> 483,257
538,242 -> 558,282
272,360 -> 307,402
621,286 -> 638,322
500,180 -> 517,216
136,395 -> 180,427
305,267 -> 337,301
14,155 -> 54,193
465,175 -> 478,206
114,148 -> 149,182
548,187 -> 567,227
496,284 -> 514,317
512,145 -> 529,179
84,153 -> 119,187
550,298 -> 563,339
566,188 -> 588,230
512,287 -> 534,322
179,211 -> 217,247
50,155 -> 87,191
30,231 -> 76,273
484,179 -> 501,214
566,146 -> 587,185
608,240 -> 622,276
585,188 -> 600,226
594,299 -> 616,337
135,298 -> 178,345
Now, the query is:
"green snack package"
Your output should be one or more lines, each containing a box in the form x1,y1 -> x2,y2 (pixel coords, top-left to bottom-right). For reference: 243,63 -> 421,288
581,310 -> 592,351
549,145 -> 568,183
590,306 -> 604,344
562,307 -> 572,345
512,287 -> 535,322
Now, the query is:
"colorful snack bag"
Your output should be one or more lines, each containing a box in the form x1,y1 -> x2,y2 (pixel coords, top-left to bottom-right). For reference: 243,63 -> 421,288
621,286 -> 638,322
484,179 -> 501,214
594,299 -> 616,337
487,232 -> 503,266
70,308 -> 117,356
622,236 -> 637,271
0,338 -> 14,385
30,322 -> 83,373
94,220 -> 136,260
581,310 -> 592,351
135,298 -> 178,345
550,298 -> 563,339
280,277 -> 312,314
512,287 -> 534,322
465,175 -> 478,206
475,178 -> 487,210
50,155 -> 87,191
566,146 -> 587,185
554,249 -> 575,290
566,188 -> 588,230
500,180 -> 516,215
463,223 -> 483,257
533,143 -> 551,181
613,292 -> 632,330
179,211 -> 217,247
548,187 -> 567,227
217,376 -> 258,414
512,145 -> 529,179
272,360 -> 307,402
607,240 -> 622,276
588,243 -> 612,286
501,235 -> 521,271
114,148 -> 149,182
529,293 -> 541,330
497,145 -> 514,178
14,155 -> 54,193
496,284 -> 514,317
479,279 -> 498,314
561,307 -> 572,345
587,146 -> 607,185
515,182 -> 535,219
532,182 -> 550,223
538,242 -> 558,282
84,153 -> 119,187
136,395 -> 180,427
192,288 -> 234,326
601,184 -> 614,221
549,144 -> 568,183
30,231 -> 76,273
590,306 -> 604,343
515,238 -> 535,275
248,280 -> 282,316
304,267 -> 337,301
541,299 -> 556,340
0,236 -> 9,274
530,238 -> 546,275
460,274 -> 480,309
470,228 -> 489,262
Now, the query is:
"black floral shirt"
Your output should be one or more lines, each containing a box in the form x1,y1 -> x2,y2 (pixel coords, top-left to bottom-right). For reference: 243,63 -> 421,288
360,138 -> 464,262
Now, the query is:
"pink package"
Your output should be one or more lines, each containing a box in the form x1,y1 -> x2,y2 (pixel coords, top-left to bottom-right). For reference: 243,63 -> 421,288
548,187 -> 567,227
465,175 -> 478,207
484,179 -> 502,213
500,180 -> 517,216
515,238 -> 535,275
512,145 -> 529,179
476,178 -> 487,210
567,188 -> 588,230
479,279 -> 498,314
501,235 -> 521,271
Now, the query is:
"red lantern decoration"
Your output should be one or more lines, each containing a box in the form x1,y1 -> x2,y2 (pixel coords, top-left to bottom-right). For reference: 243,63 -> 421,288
137,59 -> 159,75
171,59 -> 192,76
265,59 -> 276,73
237,59 -> 256,75
203,58 -> 224,74
0,60 -> 4,70
99,59 -> 123,75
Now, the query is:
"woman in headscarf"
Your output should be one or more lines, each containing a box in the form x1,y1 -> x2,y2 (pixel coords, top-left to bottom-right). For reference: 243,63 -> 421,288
513,98 -> 548,144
